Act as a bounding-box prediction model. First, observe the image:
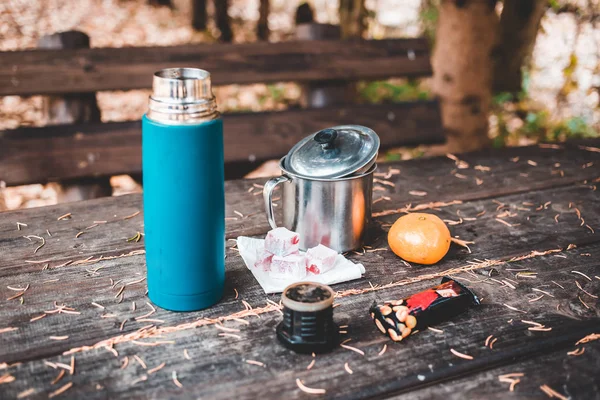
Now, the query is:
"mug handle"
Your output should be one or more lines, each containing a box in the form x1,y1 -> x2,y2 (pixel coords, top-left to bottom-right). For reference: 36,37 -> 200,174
263,175 -> 291,229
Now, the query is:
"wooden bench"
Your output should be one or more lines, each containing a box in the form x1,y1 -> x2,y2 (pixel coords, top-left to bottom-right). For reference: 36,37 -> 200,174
0,28 -> 444,194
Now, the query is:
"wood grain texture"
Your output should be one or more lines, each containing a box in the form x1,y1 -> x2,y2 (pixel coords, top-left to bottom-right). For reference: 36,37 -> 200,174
0,38 -> 431,96
1,182 -> 598,364
0,101 -> 444,186
1,140 -> 598,278
391,344 -> 600,399
0,141 -> 598,399
0,243 -> 598,399
0,178 -> 264,277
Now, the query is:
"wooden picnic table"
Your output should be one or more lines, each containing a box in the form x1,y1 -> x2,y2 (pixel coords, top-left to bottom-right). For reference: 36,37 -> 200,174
1,140 -> 599,399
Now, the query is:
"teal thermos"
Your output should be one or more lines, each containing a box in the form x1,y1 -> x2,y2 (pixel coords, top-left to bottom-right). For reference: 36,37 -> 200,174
142,68 -> 225,311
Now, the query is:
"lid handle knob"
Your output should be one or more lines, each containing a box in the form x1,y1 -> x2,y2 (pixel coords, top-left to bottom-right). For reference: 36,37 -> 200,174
314,129 -> 338,150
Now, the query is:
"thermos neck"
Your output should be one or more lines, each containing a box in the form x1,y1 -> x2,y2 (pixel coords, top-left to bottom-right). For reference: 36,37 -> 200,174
147,68 -> 219,123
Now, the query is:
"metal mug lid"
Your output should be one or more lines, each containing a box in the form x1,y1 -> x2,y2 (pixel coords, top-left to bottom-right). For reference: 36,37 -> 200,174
284,125 -> 380,179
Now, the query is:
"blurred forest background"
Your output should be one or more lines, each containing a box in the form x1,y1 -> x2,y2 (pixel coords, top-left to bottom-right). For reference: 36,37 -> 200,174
0,0 -> 598,209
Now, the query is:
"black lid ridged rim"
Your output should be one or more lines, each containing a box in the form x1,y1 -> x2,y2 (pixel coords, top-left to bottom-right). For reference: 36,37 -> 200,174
281,282 -> 335,313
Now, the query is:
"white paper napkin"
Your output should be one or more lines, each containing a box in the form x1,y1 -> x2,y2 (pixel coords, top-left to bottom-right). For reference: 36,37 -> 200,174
236,236 -> 366,294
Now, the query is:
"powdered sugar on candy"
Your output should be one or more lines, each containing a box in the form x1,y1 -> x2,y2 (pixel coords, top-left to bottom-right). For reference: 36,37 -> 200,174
254,228 -> 341,279
305,244 -> 337,275
264,227 -> 300,256
271,254 -> 306,280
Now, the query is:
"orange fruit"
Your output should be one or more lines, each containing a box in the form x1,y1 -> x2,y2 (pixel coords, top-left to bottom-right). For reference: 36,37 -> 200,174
387,212 -> 451,265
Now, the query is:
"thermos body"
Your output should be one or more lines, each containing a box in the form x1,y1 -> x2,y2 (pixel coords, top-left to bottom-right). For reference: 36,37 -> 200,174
143,68 -> 225,311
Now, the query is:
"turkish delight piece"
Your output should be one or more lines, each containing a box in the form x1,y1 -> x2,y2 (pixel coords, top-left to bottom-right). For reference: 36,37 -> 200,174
254,249 -> 274,272
270,254 -> 307,280
305,244 -> 338,275
264,227 -> 300,256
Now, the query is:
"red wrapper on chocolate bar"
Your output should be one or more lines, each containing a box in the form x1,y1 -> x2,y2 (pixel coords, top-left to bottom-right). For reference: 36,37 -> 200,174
370,277 -> 480,342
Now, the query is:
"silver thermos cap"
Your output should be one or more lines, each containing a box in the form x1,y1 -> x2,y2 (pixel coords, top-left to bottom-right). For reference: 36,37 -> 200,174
147,68 -> 219,123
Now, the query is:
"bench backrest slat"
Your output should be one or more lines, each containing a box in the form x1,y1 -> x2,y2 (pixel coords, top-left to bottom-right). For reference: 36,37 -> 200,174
0,38 -> 431,96
0,101 -> 443,186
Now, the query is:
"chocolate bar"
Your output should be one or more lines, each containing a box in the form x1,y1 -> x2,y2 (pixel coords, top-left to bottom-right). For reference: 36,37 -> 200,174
370,277 -> 480,342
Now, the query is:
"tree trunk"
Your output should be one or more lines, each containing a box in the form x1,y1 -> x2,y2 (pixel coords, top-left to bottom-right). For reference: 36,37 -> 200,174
0,182 -> 6,211
493,0 -> 547,93
295,2 -> 314,25
192,0 -> 207,31
257,0 -> 270,41
148,0 -> 172,7
339,0 -> 367,39
432,0 -> 499,153
215,0 -> 233,42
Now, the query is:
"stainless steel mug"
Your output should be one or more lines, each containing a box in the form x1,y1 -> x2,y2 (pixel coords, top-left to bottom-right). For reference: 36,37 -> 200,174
263,159 -> 375,252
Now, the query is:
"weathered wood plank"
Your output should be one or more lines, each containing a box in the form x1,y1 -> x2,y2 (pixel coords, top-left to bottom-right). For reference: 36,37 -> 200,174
1,181 -> 598,365
0,101 -> 444,186
0,38 -> 431,96
0,179 -> 259,277
390,345 -> 600,399
375,140 -> 600,205
0,240 -> 597,399
1,317 -> 597,399
0,149 -> 598,398
1,141 -> 598,278
0,143 -> 592,399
